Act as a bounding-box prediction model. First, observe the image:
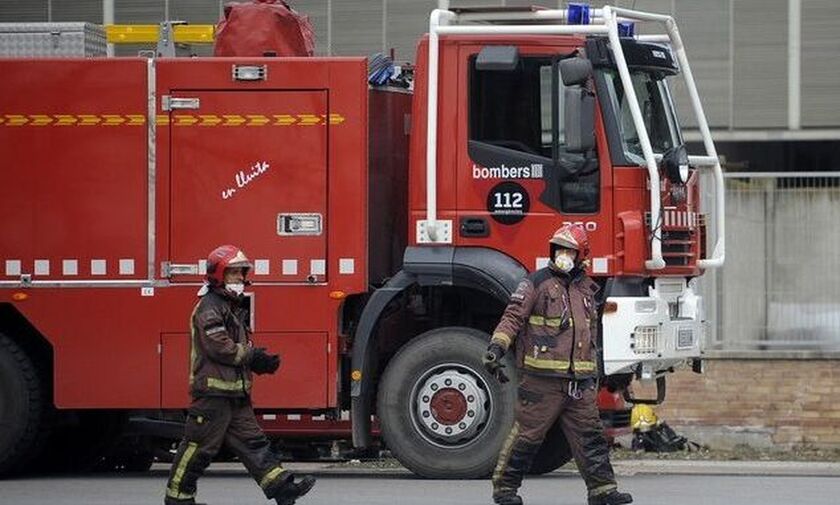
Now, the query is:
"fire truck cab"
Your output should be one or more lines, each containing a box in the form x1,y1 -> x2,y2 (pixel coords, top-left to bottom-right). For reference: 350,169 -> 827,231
0,4 -> 723,478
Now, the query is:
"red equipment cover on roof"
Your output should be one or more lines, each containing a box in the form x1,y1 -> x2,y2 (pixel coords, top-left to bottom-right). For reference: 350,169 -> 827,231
214,0 -> 315,57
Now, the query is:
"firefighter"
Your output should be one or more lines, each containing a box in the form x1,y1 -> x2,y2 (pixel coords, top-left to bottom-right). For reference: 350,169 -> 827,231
483,224 -> 632,505
164,245 -> 316,505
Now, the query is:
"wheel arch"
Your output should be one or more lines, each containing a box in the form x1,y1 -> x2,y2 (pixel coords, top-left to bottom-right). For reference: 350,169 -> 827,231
350,246 -> 526,448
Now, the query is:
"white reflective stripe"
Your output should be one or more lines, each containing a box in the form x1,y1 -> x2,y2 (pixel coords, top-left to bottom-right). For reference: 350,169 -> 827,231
262,414 -> 277,420
63,259 -> 78,275
286,414 -> 302,421
312,414 -> 326,421
34,259 -> 49,275
5,260 -> 21,276
282,259 -> 298,275
339,258 -> 355,274
91,259 -> 107,275
198,259 -> 208,274
119,259 -> 135,275
535,257 -> 550,270
254,259 -> 270,275
310,259 -> 326,275
340,410 -> 350,421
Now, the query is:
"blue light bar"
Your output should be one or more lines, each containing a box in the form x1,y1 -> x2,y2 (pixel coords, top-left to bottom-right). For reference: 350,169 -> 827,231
618,21 -> 635,37
567,3 -> 591,25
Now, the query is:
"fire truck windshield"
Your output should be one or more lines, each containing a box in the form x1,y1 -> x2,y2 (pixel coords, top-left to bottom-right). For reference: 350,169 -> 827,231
602,69 -> 682,165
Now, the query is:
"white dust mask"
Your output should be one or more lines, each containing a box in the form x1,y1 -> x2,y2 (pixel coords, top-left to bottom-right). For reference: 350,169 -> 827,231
553,251 -> 576,273
226,283 -> 246,295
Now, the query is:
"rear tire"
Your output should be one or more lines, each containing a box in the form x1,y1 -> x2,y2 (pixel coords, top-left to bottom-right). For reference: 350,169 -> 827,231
528,420 -> 572,474
0,332 -> 49,476
377,327 -> 517,479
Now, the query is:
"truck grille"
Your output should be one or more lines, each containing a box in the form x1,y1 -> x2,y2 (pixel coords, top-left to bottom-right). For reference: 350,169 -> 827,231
661,230 -> 694,267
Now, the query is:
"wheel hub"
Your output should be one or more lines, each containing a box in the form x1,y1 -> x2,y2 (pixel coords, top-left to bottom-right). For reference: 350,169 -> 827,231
414,368 -> 488,444
430,388 -> 467,425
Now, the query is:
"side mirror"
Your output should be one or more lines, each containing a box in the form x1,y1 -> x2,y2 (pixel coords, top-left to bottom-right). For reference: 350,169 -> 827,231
564,86 -> 595,153
475,45 -> 519,71
559,57 -> 593,86
660,144 -> 689,184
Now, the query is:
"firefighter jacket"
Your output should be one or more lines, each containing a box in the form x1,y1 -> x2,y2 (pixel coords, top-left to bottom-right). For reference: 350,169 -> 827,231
491,266 -> 600,379
189,287 -> 254,398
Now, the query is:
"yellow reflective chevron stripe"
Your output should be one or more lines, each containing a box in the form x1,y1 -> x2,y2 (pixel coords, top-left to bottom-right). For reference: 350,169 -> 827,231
0,113 -> 346,127
206,377 -> 250,392
167,442 -> 198,500
259,466 -> 287,489
528,315 -> 570,328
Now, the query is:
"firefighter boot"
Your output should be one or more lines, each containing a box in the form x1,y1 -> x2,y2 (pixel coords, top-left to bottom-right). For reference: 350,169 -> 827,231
273,475 -> 316,505
588,490 -> 633,505
492,490 -> 523,505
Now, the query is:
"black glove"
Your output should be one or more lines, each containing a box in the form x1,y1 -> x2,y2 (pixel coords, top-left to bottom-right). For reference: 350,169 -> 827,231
482,343 -> 509,384
249,347 -> 281,375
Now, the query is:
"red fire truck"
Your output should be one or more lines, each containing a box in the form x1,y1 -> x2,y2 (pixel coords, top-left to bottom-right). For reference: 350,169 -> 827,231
0,4 -> 724,478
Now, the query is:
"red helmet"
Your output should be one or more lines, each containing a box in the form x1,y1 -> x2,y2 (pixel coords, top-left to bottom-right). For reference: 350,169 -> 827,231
206,245 -> 253,285
549,223 -> 590,263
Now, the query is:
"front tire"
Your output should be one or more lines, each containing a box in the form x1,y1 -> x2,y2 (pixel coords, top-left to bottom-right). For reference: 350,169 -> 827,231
377,327 -> 516,479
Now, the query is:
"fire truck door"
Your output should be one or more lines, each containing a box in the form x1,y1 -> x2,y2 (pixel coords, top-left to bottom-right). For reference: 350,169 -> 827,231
167,90 -> 328,283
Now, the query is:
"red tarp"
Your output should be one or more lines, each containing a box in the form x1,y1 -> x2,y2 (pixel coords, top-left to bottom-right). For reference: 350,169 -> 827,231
214,0 -> 315,57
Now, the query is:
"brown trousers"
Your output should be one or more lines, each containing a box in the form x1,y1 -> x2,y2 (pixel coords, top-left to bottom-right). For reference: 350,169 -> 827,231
492,373 -> 617,499
165,396 -> 289,504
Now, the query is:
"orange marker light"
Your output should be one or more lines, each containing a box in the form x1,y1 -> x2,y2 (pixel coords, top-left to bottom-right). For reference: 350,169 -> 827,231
11,292 -> 29,302
329,290 -> 347,300
603,301 -> 618,314
351,370 -> 362,381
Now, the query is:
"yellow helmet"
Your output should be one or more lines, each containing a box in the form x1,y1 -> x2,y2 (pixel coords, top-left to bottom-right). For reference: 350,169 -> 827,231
631,404 -> 659,432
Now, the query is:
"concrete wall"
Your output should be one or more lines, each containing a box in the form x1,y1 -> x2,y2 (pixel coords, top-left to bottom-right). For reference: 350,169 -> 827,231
635,358 -> 840,449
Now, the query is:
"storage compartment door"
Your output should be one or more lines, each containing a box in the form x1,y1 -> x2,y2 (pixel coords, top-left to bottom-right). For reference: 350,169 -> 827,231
167,90 -> 328,284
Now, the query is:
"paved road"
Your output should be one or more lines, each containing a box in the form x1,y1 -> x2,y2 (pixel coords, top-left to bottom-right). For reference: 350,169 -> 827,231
2,463 -> 839,505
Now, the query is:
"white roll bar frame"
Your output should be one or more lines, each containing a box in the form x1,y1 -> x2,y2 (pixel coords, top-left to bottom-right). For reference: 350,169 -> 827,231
422,4 -> 725,270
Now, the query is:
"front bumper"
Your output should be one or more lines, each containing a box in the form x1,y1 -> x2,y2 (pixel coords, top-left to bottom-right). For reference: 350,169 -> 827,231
601,278 -> 706,376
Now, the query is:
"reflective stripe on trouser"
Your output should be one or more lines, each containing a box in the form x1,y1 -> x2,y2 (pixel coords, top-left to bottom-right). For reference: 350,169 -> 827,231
164,397 -> 288,504
166,442 -> 199,501
491,374 -> 617,497
491,423 -> 541,496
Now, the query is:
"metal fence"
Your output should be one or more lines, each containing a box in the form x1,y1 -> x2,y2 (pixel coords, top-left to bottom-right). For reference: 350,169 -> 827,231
702,172 -> 840,352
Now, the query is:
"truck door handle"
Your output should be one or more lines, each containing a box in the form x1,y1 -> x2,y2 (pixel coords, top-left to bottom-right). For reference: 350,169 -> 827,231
459,217 -> 489,238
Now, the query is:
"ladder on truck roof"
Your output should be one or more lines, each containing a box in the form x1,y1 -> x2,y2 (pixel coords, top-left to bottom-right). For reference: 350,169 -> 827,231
418,2 -> 725,271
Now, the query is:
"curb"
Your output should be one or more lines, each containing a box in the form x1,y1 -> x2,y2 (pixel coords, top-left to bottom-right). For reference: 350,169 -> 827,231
153,460 -> 840,478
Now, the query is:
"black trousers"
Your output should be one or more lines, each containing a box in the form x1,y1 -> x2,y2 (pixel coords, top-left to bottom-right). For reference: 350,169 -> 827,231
165,396 -> 289,504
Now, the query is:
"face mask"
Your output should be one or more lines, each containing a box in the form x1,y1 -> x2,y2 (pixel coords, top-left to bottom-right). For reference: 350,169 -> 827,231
553,251 -> 576,273
226,283 -> 245,296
